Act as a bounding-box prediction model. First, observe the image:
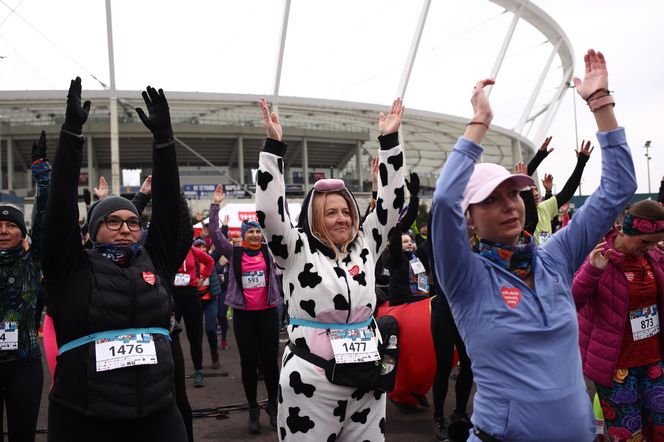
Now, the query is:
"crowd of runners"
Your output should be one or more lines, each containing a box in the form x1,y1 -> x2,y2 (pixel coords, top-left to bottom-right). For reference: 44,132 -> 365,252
2,49 -> 664,442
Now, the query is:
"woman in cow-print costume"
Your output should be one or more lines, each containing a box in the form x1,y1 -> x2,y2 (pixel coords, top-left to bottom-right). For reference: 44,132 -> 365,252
256,97 -> 405,441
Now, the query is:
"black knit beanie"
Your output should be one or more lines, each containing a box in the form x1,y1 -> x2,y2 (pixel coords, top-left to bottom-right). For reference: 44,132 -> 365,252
0,204 -> 27,237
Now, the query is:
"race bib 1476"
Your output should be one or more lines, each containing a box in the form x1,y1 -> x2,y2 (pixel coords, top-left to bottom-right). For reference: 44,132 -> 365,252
95,333 -> 158,372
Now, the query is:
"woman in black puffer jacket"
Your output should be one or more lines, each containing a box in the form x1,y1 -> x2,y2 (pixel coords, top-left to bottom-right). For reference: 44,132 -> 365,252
42,78 -> 186,442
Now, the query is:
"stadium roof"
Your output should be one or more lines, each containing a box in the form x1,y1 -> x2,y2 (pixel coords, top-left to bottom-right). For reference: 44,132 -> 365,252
0,90 -> 536,176
0,0 -> 574,192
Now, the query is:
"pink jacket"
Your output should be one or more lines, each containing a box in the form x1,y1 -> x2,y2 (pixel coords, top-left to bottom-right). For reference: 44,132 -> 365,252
573,230 -> 664,386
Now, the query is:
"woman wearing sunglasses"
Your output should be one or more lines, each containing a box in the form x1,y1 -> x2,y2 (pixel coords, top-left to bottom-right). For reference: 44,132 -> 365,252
256,97 -> 404,441
42,78 -> 187,442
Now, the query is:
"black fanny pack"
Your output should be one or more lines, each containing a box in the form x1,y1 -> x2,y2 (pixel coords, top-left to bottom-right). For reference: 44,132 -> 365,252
288,315 -> 400,391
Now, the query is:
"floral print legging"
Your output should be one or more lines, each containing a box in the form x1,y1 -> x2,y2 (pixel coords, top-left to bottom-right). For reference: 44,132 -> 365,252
596,360 -> 664,441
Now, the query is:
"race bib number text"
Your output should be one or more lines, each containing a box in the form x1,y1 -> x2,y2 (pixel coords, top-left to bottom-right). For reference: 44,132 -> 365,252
630,304 -> 660,341
329,327 -> 380,364
174,273 -> 191,287
95,334 -> 158,372
242,270 -> 266,289
0,322 -> 18,350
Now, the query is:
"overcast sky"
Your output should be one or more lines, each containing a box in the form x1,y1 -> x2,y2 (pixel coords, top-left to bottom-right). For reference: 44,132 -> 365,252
0,0 -> 662,195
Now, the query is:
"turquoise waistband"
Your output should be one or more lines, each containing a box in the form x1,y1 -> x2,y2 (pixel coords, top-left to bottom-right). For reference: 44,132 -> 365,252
289,317 -> 372,330
58,327 -> 170,354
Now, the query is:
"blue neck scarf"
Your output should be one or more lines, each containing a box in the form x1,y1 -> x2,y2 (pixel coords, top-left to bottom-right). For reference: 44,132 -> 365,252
93,242 -> 140,267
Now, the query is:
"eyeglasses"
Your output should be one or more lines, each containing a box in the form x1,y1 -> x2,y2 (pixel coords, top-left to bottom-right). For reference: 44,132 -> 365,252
104,216 -> 142,232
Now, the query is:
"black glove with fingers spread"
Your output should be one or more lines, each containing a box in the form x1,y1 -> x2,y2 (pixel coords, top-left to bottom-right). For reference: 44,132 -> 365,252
63,76 -> 91,134
405,172 -> 420,196
31,130 -> 48,162
135,86 -> 173,144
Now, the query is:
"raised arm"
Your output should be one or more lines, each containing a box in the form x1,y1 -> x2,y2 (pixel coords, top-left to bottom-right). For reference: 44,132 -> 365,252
131,175 -> 152,216
400,172 -> 420,232
553,140 -> 594,208
527,136 -> 554,176
361,157 -> 379,224
93,176 -> 109,201
137,87 -> 182,276
42,77 -> 90,279
30,130 -> 51,261
541,174 -> 554,201
255,98 -> 309,268
359,98 -> 406,257
384,222 -> 404,268
176,193 -> 193,265
544,49 -> 636,274
515,161 -> 538,234
432,79 -> 494,298
208,185 -> 233,258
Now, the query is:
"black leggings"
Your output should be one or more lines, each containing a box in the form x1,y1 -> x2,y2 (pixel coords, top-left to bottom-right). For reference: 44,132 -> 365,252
47,401 -> 187,442
431,307 -> 473,419
171,332 -> 193,442
173,286 -> 203,371
232,307 -> 280,407
0,358 -> 43,442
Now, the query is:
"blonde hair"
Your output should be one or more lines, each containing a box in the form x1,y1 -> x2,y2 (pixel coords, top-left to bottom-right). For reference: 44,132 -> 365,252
311,191 -> 358,259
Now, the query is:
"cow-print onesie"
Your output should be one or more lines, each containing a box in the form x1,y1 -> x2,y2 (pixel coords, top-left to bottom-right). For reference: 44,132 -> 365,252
256,133 -> 404,442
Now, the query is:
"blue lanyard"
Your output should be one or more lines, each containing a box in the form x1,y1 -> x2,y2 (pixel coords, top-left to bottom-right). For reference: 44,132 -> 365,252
289,317 -> 372,330
58,327 -> 170,354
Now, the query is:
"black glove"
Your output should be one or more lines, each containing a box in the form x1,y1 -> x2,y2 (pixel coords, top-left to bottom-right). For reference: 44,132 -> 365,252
135,86 -> 173,143
405,172 -> 420,196
63,77 -> 91,134
31,130 -> 47,162
83,188 -> 91,206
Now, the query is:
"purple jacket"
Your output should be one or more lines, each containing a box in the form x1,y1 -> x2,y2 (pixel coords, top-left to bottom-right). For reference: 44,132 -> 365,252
208,204 -> 282,310
573,230 -> 664,386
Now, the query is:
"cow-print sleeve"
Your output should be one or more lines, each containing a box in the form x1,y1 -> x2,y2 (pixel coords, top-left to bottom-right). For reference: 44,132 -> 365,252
360,139 -> 405,258
255,138 -> 307,269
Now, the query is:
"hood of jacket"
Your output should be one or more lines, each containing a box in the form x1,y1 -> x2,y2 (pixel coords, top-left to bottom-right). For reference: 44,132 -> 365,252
297,179 -> 361,259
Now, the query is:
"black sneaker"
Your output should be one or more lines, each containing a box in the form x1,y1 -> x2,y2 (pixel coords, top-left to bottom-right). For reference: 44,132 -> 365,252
248,406 -> 261,434
433,417 -> 449,441
265,400 -> 278,429
448,409 -> 470,425
413,393 -> 430,408
448,420 -> 473,441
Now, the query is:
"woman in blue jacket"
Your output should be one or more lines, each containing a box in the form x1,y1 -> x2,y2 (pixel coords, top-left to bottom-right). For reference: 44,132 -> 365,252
431,49 -> 637,441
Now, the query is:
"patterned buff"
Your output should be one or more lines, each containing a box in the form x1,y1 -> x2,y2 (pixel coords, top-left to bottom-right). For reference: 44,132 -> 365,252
93,242 -> 140,267
476,232 -> 534,279
0,244 -> 25,265
622,213 -> 664,236
0,244 -> 39,362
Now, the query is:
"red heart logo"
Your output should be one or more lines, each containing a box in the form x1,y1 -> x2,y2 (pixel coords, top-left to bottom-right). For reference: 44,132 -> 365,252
143,272 -> 156,286
501,287 -> 521,308
349,265 -> 360,276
